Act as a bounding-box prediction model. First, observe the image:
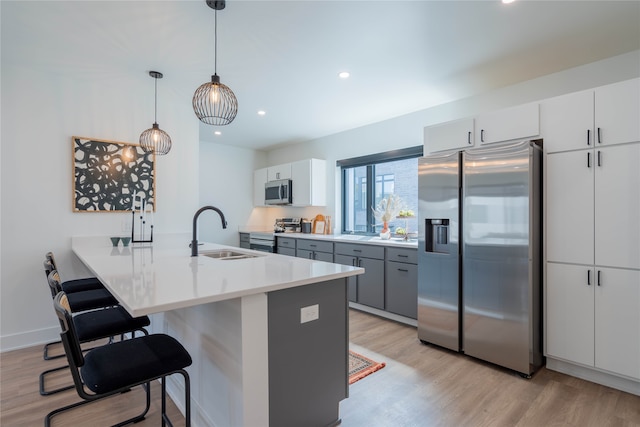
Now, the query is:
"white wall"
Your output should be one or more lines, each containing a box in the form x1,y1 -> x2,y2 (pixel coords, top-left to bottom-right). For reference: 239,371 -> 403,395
265,50 -> 640,233
198,142 -> 268,244
0,63 -> 200,351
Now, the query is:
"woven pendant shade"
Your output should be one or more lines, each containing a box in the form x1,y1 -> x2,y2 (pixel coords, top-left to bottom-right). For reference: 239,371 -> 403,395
140,71 -> 172,155
140,123 -> 172,155
193,74 -> 238,125
193,1 -> 238,126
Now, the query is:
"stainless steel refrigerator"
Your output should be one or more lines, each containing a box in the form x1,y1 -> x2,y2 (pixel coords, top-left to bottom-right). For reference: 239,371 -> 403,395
417,140 -> 543,376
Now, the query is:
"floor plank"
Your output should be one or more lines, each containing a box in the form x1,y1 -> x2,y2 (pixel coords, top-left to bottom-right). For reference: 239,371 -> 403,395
1,309 -> 639,426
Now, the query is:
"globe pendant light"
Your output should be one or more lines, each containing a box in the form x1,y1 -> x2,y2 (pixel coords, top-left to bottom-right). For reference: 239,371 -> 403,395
140,71 -> 172,155
192,0 -> 238,126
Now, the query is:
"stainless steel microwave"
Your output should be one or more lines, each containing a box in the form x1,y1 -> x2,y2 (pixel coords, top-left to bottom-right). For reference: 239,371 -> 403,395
265,179 -> 292,205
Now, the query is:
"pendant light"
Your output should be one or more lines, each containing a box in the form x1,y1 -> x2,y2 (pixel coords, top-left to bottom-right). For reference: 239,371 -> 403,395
140,71 -> 172,155
192,0 -> 238,126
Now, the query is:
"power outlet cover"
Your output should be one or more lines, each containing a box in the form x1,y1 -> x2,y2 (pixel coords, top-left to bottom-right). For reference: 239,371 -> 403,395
300,304 -> 319,324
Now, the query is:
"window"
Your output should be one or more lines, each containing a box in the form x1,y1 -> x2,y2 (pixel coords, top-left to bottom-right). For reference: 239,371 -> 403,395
338,146 -> 422,235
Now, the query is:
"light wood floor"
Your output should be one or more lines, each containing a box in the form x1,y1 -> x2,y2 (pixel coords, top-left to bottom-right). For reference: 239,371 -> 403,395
2,310 -> 639,426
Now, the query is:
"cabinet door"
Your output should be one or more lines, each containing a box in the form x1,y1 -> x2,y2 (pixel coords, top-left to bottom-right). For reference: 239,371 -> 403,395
291,159 -> 326,207
357,257 -> 385,309
296,249 -> 314,260
476,102 -> 539,145
267,163 -> 291,181
546,263 -> 594,367
541,90 -> 594,153
314,251 -> 333,263
334,254 -> 357,302
546,151 -> 595,265
595,78 -> 640,146
253,168 -> 268,206
595,144 -> 640,269
277,247 -> 296,257
424,117 -> 474,154
385,261 -> 417,318
595,268 -> 640,380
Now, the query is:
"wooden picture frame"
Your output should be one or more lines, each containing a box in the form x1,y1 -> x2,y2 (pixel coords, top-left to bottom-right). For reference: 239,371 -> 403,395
72,136 -> 155,212
313,220 -> 325,234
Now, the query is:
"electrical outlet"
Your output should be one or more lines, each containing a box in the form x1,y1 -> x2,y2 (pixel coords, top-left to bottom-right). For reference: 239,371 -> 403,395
300,304 -> 319,324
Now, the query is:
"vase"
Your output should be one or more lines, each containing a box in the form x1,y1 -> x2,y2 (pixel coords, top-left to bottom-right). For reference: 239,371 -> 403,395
379,221 -> 391,239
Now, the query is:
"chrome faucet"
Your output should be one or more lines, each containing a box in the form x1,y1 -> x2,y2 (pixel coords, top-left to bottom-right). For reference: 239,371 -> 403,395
191,206 -> 228,256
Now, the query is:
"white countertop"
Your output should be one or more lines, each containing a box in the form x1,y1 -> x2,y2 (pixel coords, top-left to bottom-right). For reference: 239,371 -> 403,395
274,232 -> 418,248
72,234 -> 363,317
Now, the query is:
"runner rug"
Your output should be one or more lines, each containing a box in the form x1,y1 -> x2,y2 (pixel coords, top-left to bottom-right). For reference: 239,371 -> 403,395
348,350 -> 385,385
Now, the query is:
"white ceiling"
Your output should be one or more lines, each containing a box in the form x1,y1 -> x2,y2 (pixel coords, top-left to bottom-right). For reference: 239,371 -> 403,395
3,0 -> 639,150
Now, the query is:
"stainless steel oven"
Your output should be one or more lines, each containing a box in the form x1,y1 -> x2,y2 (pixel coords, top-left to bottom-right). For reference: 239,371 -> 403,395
249,232 -> 276,253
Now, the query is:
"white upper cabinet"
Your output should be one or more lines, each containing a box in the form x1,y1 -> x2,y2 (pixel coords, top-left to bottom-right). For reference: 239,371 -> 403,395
475,102 -> 540,146
595,78 -> 640,146
253,167 -> 268,206
594,143 -> 640,269
541,78 -> 640,153
291,159 -> 326,206
267,163 -> 292,181
541,89 -> 594,153
546,150 -> 595,265
423,118 -> 474,154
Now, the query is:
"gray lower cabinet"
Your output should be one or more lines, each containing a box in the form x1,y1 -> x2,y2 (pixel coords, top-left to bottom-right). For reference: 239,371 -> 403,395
277,236 -> 296,256
334,243 -> 385,310
296,239 -> 333,262
385,247 -> 417,319
239,232 -> 250,249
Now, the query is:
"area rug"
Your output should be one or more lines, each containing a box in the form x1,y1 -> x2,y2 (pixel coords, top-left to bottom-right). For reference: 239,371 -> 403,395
348,350 -> 385,384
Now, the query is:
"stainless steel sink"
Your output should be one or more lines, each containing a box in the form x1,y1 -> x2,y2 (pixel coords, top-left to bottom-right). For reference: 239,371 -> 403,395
200,249 -> 261,260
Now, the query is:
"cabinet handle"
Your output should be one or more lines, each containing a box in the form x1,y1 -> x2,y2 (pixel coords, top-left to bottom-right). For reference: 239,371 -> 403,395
597,127 -> 602,144
468,131 -> 472,145
597,150 -> 602,167
358,259 -> 363,267
313,252 -> 317,260
597,270 -> 602,286
353,249 -> 362,253
587,152 -> 592,168
481,129 -> 485,142
276,172 -> 280,179
397,254 -> 408,258
308,253 -> 313,259
587,270 -> 591,286
351,259 -> 355,266
587,129 -> 591,146
397,268 -> 409,272
310,244 -> 317,247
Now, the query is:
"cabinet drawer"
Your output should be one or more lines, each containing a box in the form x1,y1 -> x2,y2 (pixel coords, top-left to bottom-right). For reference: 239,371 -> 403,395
297,239 -> 333,253
278,247 -> 296,257
386,247 -> 417,264
334,242 -> 384,260
277,237 -> 296,249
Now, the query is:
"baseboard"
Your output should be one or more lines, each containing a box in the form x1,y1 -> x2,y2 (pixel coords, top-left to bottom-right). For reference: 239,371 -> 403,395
348,302 -> 417,327
0,325 -> 59,353
546,357 -> 640,396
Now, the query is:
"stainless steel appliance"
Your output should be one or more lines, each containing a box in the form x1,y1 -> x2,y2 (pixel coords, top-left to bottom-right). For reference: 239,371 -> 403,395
249,232 -> 276,253
418,140 -> 543,376
274,217 -> 301,233
265,179 -> 292,205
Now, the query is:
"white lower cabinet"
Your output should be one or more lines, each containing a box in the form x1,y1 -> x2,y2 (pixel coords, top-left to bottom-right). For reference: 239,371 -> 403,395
547,263 -> 640,380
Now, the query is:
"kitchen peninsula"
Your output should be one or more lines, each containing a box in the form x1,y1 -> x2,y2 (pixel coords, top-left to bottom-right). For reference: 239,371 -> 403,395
72,234 -> 363,427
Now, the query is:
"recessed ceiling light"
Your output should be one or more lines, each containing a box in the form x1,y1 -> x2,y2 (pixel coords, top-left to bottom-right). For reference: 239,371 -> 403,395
214,131 -> 222,136
338,71 -> 350,79
257,110 -> 266,116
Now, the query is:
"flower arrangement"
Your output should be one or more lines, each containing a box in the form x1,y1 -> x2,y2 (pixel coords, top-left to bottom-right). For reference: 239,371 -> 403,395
373,194 -> 403,224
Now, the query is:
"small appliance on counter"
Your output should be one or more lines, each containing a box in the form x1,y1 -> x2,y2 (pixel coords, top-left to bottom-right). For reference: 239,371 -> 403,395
274,218 -> 301,233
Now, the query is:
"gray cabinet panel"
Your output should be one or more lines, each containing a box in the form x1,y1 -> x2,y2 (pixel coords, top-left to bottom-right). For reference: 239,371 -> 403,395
334,242 -> 384,259
239,232 -> 250,249
334,254 -> 357,302
297,239 -> 333,253
277,237 -> 296,249
386,247 -> 417,264
268,279 -> 348,427
357,257 -> 385,309
278,247 -> 296,257
385,261 -> 418,318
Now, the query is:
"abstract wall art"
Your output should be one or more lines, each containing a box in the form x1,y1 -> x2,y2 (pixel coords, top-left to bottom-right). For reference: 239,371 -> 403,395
73,136 -> 155,212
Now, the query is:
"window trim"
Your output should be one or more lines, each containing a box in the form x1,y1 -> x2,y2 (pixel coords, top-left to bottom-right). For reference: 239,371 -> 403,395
338,146 -> 423,235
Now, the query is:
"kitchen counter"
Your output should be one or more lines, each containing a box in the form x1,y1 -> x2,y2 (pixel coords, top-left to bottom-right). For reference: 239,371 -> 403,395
276,232 -> 419,248
71,233 -> 363,427
72,233 -> 362,317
